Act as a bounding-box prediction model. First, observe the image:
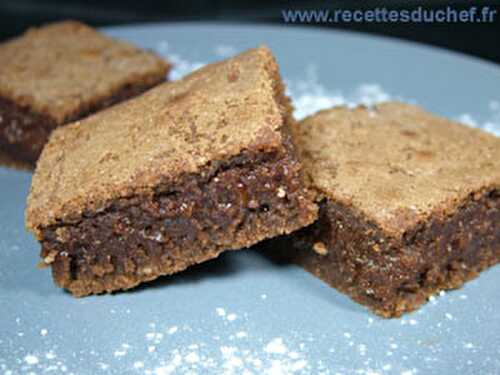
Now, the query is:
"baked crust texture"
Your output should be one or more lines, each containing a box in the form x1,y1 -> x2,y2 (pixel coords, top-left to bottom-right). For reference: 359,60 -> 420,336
291,103 -> 500,317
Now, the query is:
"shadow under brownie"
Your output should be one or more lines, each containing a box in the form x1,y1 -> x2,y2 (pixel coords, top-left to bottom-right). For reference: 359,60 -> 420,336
25,46 -> 318,297
290,102 -> 500,317
0,21 -> 170,168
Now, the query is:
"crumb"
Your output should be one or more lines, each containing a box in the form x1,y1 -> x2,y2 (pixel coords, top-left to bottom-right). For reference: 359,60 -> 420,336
312,242 -> 328,256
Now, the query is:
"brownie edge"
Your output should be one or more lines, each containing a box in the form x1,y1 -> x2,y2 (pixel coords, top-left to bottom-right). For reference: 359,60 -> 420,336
289,102 -> 500,317
292,189 -> 499,317
26,46 -> 317,296
0,77 -> 167,166
44,138 -> 316,296
0,20 -> 170,167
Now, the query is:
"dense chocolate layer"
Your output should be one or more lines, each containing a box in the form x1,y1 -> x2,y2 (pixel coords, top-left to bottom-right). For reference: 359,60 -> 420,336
292,189 -> 499,317
39,136 -> 316,296
0,96 -> 56,165
0,79 -> 165,166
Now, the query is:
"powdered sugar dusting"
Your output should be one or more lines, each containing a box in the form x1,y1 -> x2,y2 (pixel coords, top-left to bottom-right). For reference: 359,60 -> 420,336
456,101 -> 500,136
286,65 -> 393,120
214,45 -> 238,58
226,313 -> 237,322
156,41 -> 205,80
153,43 -> 500,137
128,322 -> 313,375
24,355 -> 39,365
264,338 -> 288,355
216,307 -> 226,317
4,292 -> 484,375
288,65 -> 499,135
1,43 -> 499,375
167,326 -> 178,335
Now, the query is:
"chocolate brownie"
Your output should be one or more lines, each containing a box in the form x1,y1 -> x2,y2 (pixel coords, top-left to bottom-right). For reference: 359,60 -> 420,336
25,46 -> 318,297
290,102 -> 500,317
0,21 -> 170,167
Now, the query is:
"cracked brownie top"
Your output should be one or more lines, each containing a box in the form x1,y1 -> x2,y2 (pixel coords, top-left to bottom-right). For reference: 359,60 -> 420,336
0,21 -> 170,123
26,46 -> 291,231
294,102 -> 500,235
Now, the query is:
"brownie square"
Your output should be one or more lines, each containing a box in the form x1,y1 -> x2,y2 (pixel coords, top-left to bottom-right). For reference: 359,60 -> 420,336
0,21 -> 170,167
291,102 -> 500,317
25,47 -> 318,296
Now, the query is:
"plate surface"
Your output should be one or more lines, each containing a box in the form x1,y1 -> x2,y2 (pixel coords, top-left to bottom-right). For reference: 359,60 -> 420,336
1,23 -> 499,375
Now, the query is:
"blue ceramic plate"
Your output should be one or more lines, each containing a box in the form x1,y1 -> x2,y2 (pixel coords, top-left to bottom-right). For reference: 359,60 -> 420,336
1,23 -> 499,375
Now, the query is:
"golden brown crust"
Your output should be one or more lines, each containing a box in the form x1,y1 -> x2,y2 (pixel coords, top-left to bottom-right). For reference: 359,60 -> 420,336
294,102 -> 500,236
26,47 -> 289,233
0,20 -> 170,124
